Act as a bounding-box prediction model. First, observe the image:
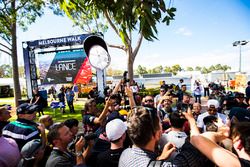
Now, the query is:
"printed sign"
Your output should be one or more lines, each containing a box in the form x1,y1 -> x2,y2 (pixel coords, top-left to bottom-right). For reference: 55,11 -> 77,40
37,50 -> 92,84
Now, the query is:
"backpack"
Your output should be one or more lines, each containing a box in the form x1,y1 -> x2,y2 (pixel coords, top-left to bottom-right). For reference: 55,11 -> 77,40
148,160 -> 175,167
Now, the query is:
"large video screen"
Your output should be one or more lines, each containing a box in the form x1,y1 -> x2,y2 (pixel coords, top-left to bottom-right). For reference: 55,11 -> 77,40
37,49 -> 92,84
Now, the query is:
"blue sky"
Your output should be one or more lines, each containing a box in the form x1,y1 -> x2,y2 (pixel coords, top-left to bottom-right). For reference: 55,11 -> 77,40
1,0 -> 250,73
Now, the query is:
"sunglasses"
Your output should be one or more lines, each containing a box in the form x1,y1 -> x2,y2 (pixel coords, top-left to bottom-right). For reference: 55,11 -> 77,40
208,107 -> 217,111
112,103 -> 119,106
145,99 -> 154,103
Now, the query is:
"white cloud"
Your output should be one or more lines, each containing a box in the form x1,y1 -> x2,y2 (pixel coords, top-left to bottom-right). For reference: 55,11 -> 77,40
175,27 -> 193,36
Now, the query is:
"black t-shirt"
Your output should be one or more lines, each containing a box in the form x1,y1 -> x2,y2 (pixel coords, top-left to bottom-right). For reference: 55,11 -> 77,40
173,141 -> 214,167
96,148 -> 124,167
58,92 -> 65,102
32,93 -> 44,107
239,158 -> 250,167
86,137 -> 110,167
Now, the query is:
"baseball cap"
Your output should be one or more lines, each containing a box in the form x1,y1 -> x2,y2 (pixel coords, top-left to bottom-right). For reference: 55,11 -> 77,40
207,99 -> 220,109
229,107 -> 250,122
16,103 -> 39,115
21,139 -> 42,160
234,92 -> 245,98
105,119 -> 127,141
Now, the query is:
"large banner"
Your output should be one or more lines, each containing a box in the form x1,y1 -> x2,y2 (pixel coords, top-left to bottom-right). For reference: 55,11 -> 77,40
37,49 -> 92,84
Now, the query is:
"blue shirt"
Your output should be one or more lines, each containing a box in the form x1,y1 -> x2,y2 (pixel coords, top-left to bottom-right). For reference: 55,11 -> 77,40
66,90 -> 74,102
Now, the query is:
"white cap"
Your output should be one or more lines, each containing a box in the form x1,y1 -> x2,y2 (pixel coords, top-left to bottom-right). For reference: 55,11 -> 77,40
207,99 -> 220,109
106,119 -> 127,141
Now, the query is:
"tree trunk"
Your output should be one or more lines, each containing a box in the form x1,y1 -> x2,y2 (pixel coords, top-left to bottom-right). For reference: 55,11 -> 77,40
127,48 -> 134,85
11,1 -> 21,107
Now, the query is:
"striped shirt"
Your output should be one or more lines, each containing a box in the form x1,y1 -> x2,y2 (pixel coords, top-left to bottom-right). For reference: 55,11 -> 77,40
119,147 -> 157,167
119,147 -> 176,167
2,118 -> 41,150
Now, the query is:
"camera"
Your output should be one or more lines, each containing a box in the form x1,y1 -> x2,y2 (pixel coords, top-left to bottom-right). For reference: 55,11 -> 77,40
120,71 -> 130,105
181,107 -> 187,113
68,133 -> 98,152
76,132 -> 98,142
177,103 -> 190,113
123,71 -> 130,84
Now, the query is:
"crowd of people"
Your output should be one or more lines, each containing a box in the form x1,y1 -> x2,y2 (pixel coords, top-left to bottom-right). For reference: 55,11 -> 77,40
0,79 -> 250,167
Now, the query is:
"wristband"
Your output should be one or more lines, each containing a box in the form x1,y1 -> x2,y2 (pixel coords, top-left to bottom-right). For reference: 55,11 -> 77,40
75,151 -> 83,157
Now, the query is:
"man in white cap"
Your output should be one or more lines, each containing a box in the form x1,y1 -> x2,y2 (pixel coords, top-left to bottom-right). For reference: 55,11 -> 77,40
196,99 -> 230,132
96,119 -> 127,167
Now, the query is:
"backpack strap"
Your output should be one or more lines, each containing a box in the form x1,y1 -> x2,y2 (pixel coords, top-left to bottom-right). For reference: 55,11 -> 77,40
147,160 -> 163,167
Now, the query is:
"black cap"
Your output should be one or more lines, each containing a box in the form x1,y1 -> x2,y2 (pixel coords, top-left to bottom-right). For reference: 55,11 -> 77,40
234,92 -> 245,98
21,139 -> 42,159
229,107 -> 250,122
16,103 -> 39,115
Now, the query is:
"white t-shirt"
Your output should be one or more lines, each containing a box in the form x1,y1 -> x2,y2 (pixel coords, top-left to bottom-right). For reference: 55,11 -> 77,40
159,131 -> 187,160
197,112 -> 229,132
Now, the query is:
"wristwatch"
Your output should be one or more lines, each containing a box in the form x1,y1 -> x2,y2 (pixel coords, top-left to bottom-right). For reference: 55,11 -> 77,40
75,151 -> 83,157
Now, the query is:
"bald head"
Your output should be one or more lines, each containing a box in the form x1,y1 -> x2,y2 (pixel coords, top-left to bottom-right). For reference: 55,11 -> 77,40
39,115 -> 53,129
0,106 -> 11,122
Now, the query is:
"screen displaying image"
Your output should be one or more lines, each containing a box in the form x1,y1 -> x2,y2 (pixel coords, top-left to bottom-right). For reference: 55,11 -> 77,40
37,49 -> 92,84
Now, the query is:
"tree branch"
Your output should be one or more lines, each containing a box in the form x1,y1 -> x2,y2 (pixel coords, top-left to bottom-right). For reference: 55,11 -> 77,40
0,42 -> 12,52
0,15 -> 12,29
132,31 -> 143,58
104,10 -> 119,36
15,0 -> 30,12
70,0 -> 89,16
0,48 -> 12,56
0,36 -> 11,46
107,44 -> 126,51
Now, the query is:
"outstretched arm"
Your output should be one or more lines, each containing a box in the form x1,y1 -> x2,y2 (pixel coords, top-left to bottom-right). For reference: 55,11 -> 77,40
93,81 -> 121,125
183,108 -> 240,167
93,97 -> 112,125
125,86 -> 136,109
190,134 -> 240,167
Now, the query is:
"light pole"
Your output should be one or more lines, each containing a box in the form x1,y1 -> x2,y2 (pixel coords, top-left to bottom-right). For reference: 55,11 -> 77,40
233,40 -> 248,72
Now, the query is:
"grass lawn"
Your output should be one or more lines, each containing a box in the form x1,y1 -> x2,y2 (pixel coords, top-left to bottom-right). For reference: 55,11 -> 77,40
0,97 -> 86,123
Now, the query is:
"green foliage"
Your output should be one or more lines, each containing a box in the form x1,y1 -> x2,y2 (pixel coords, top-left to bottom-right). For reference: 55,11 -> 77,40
192,64 -> 232,74
138,87 -> 160,97
164,66 -> 172,73
51,0 -> 176,41
1,97 -> 84,123
152,65 -> 163,73
78,92 -> 89,98
195,66 -> 202,71
0,0 -> 47,106
0,64 -> 12,77
0,0 -> 46,42
136,65 -> 148,75
96,103 -> 104,111
201,67 -> 209,74
208,65 -> 215,72
136,63 -> 232,75
186,67 -> 194,71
